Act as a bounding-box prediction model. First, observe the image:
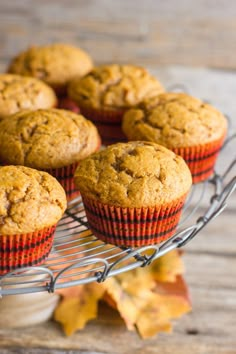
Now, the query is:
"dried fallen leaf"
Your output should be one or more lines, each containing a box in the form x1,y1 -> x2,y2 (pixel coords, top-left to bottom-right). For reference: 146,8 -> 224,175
150,250 -> 184,283
53,249 -> 191,338
103,273 -> 190,338
136,276 -> 191,338
54,283 -> 105,336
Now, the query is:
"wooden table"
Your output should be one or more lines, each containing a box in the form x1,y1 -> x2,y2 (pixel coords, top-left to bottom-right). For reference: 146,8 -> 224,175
1,0 -> 236,70
0,2 -> 236,353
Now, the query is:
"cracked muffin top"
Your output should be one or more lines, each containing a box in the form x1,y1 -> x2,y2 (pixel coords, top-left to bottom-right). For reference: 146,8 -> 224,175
0,165 -> 66,234
0,74 -> 57,119
68,64 -> 164,110
0,109 -> 100,169
122,93 -> 227,147
74,141 -> 192,207
8,43 -> 93,93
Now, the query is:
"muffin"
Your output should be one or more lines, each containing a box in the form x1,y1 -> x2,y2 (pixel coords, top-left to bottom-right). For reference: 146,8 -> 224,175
0,165 -> 66,274
0,109 -> 101,201
0,74 -> 57,120
122,93 -> 227,183
7,43 -> 93,96
68,64 -> 164,145
74,141 -> 192,247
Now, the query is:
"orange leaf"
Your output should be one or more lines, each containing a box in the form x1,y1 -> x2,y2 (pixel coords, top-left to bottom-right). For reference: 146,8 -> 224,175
53,243 -> 191,338
54,283 -> 105,336
155,275 -> 191,304
135,290 -> 191,339
150,250 -> 184,283
135,275 -> 191,339
102,251 -> 190,338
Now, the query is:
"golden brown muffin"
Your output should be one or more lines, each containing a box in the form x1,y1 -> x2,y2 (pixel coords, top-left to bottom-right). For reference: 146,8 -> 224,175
75,141 -> 192,208
68,64 -> 164,145
0,165 -> 66,274
8,43 -> 93,94
68,64 -> 164,111
122,93 -> 227,148
0,108 -> 101,200
74,141 -> 192,247
0,165 -> 66,235
0,74 -> 57,120
0,108 -> 100,169
122,93 -> 227,183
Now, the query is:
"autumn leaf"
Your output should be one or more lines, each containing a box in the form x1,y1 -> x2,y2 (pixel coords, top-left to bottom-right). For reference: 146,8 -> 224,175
104,277 -> 138,331
136,275 -> 191,338
103,273 -> 191,338
155,275 -> 191,303
135,286 -> 191,339
150,250 -> 184,283
54,283 -> 105,336
53,249 -> 191,338
102,251 -> 190,338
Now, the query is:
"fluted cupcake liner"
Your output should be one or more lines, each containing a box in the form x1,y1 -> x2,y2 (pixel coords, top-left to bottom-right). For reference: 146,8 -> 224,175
58,96 -> 80,114
79,105 -> 125,124
82,195 -> 187,247
0,225 -> 56,275
79,105 -> 126,145
94,122 -> 127,146
46,135 -> 101,202
173,135 -> 225,184
46,163 -> 80,202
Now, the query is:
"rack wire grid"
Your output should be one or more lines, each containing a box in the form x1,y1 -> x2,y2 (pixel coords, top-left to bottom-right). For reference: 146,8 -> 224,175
0,126 -> 235,297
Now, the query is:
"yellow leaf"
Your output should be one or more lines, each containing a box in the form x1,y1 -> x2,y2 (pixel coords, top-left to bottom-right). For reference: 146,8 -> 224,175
54,283 -> 105,336
104,277 -> 137,330
135,290 -> 191,339
150,250 -> 184,283
102,253 -> 190,338
53,247 -> 190,338
135,292 -> 172,338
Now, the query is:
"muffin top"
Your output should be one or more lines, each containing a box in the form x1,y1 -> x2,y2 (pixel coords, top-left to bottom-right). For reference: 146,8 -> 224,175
0,109 -> 100,169
68,64 -> 164,110
122,93 -> 227,148
0,74 -> 57,119
0,165 -> 66,235
74,141 -> 192,208
8,43 -> 93,92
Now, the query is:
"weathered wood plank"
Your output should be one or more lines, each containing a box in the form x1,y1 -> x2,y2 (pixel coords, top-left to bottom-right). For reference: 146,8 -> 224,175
0,248 -> 235,354
0,0 -> 236,69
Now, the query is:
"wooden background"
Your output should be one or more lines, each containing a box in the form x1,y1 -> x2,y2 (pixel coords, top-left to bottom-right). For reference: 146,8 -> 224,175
1,0 -> 236,69
0,1 -> 236,354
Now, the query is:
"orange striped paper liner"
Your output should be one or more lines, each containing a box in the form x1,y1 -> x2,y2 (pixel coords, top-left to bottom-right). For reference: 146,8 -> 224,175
0,225 -> 56,275
94,122 -> 127,146
81,194 -> 187,247
173,135 -> 226,184
58,96 -> 80,114
45,139 -> 101,202
79,105 -> 127,145
79,105 -> 125,124
46,163 -> 80,202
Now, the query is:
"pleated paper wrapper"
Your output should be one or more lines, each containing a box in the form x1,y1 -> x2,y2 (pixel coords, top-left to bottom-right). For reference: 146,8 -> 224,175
173,135 -> 226,183
82,195 -> 188,247
0,225 -> 56,275
80,105 -> 126,145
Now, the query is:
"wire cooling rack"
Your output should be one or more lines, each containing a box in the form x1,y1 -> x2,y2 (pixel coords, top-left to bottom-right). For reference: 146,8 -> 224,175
0,135 -> 235,296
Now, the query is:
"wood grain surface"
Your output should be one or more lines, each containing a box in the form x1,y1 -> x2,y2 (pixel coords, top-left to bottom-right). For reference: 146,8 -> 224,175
0,2 -> 236,353
0,212 -> 235,354
0,0 -> 236,69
